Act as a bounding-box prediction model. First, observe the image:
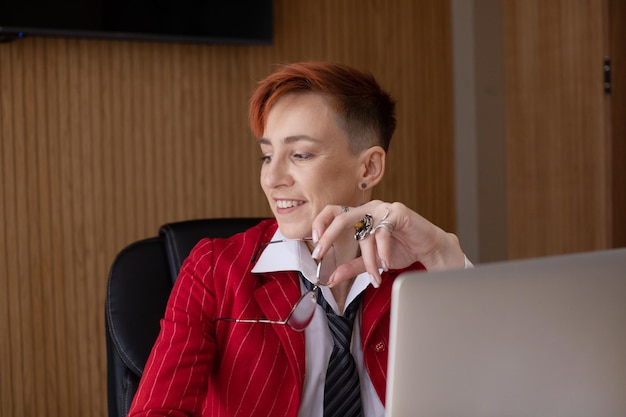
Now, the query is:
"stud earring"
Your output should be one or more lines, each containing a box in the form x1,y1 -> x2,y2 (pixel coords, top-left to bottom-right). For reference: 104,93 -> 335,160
360,183 -> 368,205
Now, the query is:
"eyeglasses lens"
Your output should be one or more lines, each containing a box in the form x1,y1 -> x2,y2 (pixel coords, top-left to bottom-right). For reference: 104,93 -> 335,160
286,291 -> 317,331
286,245 -> 338,330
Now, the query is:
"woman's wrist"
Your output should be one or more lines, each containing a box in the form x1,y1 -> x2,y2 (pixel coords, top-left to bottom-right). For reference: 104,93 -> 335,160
419,231 -> 466,271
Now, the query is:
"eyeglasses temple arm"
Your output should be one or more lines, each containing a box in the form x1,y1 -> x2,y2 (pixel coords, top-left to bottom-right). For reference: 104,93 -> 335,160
215,317 -> 288,326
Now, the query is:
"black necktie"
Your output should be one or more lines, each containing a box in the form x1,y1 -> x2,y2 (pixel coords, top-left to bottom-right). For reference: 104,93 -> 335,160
301,274 -> 363,417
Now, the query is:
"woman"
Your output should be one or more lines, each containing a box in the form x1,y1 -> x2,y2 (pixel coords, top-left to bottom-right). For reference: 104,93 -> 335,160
128,62 -> 469,417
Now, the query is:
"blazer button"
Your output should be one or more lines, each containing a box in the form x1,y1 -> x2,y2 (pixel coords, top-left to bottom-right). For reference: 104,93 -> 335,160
373,341 -> 386,352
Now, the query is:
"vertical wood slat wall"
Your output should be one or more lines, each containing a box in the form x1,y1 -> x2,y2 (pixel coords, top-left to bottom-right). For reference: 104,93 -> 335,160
503,0 -> 612,259
608,0 -> 626,248
0,1 -> 455,416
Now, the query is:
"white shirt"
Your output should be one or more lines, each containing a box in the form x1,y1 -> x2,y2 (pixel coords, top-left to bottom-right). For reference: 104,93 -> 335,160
251,229 -> 474,417
251,229 -> 386,417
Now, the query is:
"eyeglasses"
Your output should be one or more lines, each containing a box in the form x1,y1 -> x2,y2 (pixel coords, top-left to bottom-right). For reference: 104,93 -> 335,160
216,238 -> 333,332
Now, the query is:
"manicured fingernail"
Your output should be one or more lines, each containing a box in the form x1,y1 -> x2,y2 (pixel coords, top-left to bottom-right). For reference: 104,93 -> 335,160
369,273 -> 380,288
311,245 -> 322,260
312,229 -> 319,243
327,273 -> 335,288
381,259 -> 389,272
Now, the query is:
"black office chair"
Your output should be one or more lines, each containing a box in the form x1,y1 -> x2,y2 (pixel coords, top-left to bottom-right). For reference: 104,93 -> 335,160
105,218 -> 265,417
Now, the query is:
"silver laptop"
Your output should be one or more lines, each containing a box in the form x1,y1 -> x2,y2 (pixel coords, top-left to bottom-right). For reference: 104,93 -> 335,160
386,248 -> 626,417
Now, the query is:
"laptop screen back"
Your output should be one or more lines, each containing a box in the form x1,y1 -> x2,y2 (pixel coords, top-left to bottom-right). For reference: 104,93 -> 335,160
386,248 -> 626,417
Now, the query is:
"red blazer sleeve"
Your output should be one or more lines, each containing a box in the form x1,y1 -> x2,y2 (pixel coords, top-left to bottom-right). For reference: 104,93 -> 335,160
129,238 -> 219,416
127,220 -> 303,417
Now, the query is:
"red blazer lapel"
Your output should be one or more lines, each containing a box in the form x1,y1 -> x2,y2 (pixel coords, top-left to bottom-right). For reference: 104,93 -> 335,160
361,264 -> 427,404
254,271 -> 307,393
352,271 -> 391,404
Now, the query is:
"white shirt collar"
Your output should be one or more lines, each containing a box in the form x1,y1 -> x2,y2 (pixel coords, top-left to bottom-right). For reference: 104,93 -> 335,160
251,229 -> 372,312
251,229 -> 319,283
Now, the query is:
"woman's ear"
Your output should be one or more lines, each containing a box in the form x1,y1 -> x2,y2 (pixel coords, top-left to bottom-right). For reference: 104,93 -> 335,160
358,146 -> 386,188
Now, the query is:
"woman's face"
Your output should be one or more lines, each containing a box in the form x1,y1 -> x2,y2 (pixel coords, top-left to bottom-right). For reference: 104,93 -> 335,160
259,92 -> 363,239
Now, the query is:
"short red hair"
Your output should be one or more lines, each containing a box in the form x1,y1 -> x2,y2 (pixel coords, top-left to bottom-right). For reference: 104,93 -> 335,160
249,62 -> 396,153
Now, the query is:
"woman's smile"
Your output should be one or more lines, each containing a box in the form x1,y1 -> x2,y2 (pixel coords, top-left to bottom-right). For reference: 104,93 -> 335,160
275,199 -> 305,210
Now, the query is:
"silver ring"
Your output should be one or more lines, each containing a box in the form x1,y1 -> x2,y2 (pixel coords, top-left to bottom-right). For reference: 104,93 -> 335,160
371,219 -> 396,235
354,214 -> 374,241
340,206 -> 350,214
380,208 -> 390,222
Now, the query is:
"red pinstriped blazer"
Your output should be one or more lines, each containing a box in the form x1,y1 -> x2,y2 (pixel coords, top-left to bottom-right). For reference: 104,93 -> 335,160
128,219 -> 425,417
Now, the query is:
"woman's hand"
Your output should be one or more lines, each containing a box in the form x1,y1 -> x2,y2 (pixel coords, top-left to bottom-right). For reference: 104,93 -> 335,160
311,200 -> 467,287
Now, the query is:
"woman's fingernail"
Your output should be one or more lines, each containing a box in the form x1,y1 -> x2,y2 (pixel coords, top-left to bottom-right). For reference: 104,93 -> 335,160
312,229 -> 319,243
326,273 -> 335,288
311,245 -> 322,260
381,259 -> 389,272
369,273 -> 380,288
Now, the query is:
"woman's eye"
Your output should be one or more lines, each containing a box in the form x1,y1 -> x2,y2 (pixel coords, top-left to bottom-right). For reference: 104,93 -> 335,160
260,155 -> 272,163
292,152 -> 312,161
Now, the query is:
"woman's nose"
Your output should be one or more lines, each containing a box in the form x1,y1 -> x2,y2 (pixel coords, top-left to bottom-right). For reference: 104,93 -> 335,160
262,158 -> 293,189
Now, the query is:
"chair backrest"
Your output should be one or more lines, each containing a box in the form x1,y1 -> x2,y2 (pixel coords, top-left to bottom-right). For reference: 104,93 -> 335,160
105,218 -> 265,417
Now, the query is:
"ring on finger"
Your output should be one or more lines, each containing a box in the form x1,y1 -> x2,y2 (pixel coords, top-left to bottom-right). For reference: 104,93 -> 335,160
354,214 -> 374,241
380,207 -> 390,222
371,219 -> 396,235
340,205 -> 350,214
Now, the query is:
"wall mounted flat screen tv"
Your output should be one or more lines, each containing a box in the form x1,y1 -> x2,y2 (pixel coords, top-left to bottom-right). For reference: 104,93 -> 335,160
0,0 -> 273,44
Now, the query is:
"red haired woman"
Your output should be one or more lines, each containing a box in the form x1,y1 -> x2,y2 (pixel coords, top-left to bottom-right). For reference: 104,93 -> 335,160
129,62 -> 469,417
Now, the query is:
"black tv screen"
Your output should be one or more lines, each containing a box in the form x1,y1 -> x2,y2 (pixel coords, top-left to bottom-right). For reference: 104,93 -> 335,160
0,0 -> 273,44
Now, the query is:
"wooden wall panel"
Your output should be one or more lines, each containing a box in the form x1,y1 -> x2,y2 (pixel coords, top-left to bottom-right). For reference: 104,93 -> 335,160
0,1 -> 454,416
609,0 -> 626,248
503,0 -> 611,258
